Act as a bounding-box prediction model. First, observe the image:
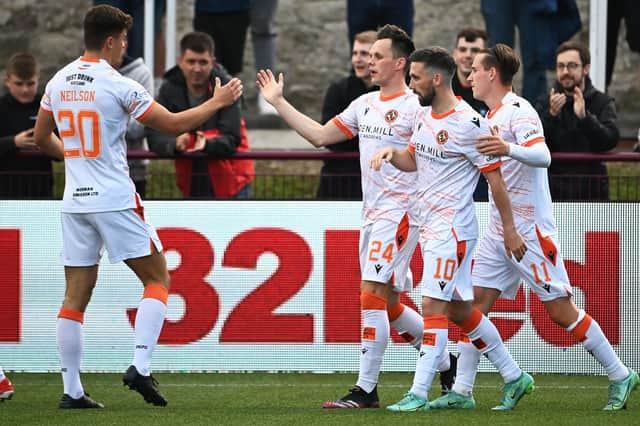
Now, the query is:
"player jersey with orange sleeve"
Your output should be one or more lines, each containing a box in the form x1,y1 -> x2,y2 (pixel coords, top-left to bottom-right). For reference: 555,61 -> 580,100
333,89 -> 420,225
485,92 -> 556,238
40,56 -> 155,213
409,100 -> 500,241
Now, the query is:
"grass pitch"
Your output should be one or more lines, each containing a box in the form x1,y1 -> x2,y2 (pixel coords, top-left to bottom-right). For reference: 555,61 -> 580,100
1,372 -> 638,425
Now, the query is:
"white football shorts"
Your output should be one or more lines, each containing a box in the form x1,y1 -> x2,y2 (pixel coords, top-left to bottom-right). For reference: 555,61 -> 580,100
61,209 -> 163,266
359,213 -> 419,291
472,227 -> 572,302
420,231 -> 476,302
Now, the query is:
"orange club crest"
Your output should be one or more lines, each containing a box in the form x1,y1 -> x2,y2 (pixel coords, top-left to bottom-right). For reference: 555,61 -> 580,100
384,109 -> 399,124
436,129 -> 449,145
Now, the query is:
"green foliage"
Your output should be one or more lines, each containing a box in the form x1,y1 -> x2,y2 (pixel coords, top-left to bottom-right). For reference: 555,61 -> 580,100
608,162 -> 640,201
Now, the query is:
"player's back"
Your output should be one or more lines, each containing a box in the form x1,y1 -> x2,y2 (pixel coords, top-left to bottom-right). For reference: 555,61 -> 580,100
41,57 -> 154,213
410,100 -> 499,241
486,91 -> 556,237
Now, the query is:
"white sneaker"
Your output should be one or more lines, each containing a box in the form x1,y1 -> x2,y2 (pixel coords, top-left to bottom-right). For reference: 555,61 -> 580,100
258,92 -> 278,115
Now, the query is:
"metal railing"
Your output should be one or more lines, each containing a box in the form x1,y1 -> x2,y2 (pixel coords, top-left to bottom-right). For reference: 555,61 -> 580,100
3,150 -> 640,201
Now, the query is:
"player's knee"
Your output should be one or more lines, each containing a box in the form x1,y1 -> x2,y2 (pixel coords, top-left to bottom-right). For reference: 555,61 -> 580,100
145,270 -> 170,289
447,305 -> 471,325
544,297 -> 577,328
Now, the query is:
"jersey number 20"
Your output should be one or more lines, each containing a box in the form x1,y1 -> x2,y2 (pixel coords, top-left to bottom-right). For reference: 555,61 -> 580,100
58,109 -> 101,159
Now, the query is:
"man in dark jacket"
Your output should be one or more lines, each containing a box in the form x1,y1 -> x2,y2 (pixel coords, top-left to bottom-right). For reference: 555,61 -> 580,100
535,40 -> 619,200
0,53 -> 54,198
316,30 -> 377,200
147,31 -> 252,199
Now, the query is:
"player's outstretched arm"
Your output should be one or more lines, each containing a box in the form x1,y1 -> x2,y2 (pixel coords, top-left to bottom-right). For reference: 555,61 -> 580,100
33,109 -> 64,160
477,125 -> 551,168
141,77 -> 243,136
484,168 -> 527,262
256,69 -> 346,147
370,147 -> 416,172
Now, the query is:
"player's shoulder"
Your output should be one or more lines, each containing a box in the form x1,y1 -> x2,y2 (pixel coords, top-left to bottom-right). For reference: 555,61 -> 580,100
454,100 -> 487,131
503,92 -> 539,119
47,60 -> 78,86
355,90 -> 379,103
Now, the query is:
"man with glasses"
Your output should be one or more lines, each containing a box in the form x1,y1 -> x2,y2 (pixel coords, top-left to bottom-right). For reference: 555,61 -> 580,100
535,40 -> 619,200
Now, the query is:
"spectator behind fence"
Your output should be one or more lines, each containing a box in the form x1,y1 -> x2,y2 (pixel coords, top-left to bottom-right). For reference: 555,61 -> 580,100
147,32 -> 254,199
0,53 -> 54,198
535,40 -> 619,201
346,0 -> 414,46
116,54 -> 153,197
317,30 -> 377,200
481,0 -> 581,103
452,27 -> 490,201
193,1 -> 251,77
606,0 -> 640,89
452,28 -> 489,117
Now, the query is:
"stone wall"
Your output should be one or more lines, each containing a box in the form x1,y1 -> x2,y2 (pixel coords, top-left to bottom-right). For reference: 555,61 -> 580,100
1,0 -> 638,136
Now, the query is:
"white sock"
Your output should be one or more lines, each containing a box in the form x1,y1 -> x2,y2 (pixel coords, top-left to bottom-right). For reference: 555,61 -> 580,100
568,310 -> 628,381
356,292 -> 389,393
452,337 -> 480,396
133,297 -> 167,376
57,317 -> 84,399
410,315 -> 448,400
438,349 -> 451,372
463,309 -> 521,384
388,303 -> 423,350
0,366 -> 5,381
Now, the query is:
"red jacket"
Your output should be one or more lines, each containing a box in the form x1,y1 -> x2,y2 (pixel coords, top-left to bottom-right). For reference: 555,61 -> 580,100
175,119 -> 255,198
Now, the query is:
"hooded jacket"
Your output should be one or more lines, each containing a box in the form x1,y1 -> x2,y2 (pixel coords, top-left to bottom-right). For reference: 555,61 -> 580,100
147,63 -> 253,198
0,92 -> 54,198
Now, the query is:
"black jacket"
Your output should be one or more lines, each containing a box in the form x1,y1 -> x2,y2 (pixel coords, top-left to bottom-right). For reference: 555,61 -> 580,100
535,77 -> 619,177
146,63 -> 241,157
317,75 -> 377,199
535,77 -> 618,200
0,92 -> 54,198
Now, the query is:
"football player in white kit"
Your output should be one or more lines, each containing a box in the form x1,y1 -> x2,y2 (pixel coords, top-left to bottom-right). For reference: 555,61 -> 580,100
257,25 -> 458,408
0,366 -> 14,401
34,5 -> 242,409
370,47 -> 529,413
431,44 -> 638,411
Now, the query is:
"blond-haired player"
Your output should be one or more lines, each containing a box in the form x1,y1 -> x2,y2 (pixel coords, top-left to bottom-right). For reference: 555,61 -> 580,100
257,25 -> 457,408
370,47 -> 529,413
430,44 -> 639,411
34,5 -> 241,409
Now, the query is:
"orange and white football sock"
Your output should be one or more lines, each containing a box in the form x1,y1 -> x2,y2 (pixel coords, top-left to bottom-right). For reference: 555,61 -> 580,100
387,302 -> 422,349
356,291 -> 389,393
568,309 -> 628,381
452,334 -> 480,396
57,308 -> 85,399
132,284 -> 168,377
460,308 -> 521,384
410,314 -> 448,400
